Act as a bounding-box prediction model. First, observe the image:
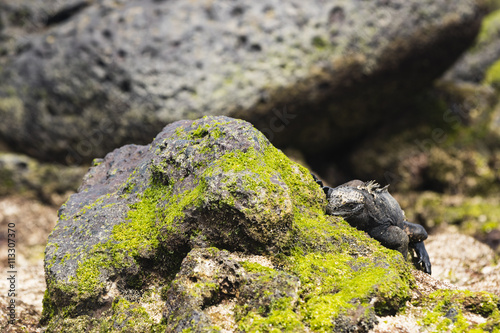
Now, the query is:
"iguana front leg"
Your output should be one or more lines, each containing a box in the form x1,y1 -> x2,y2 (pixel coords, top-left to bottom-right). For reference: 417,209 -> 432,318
372,222 -> 431,275
368,223 -> 409,261
401,221 -> 431,274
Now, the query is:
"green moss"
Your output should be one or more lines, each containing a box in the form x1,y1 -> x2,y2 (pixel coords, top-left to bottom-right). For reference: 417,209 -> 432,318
237,228 -> 412,332
234,149 -> 412,329
236,263 -> 304,331
312,36 -> 328,49
240,261 -> 275,274
205,148 -> 287,206
238,297 -> 305,332
212,143 -> 322,210
175,117 -> 232,141
68,166 -> 212,296
286,244 -> 411,330
188,123 -> 225,140
484,59 -> 500,90
211,137 -> 414,331
45,296 -> 166,332
107,298 -> 152,329
73,252 -> 107,296
418,289 -> 500,332
54,121 -> 238,301
40,289 -> 57,325
476,9 -> 500,47
114,184 -> 171,256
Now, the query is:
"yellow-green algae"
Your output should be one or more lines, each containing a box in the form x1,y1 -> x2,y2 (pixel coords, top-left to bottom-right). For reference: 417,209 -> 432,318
238,297 -> 305,333
480,10 -> 500,89
44,121 -> 235,301
43,118 -> 415,331
485,58 -> 500,89
416,289 -> 500,332
476,9 -> 500,48
97,297 -> 167,333
65,179 -> 202,298
236,218 -> 412,332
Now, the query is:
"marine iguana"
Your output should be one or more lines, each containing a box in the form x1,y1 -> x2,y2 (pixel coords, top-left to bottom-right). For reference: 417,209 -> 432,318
313,175 -> 431,274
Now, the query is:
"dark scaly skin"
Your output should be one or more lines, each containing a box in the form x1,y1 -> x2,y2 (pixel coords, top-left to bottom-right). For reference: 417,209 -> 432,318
312,174 -> 431,274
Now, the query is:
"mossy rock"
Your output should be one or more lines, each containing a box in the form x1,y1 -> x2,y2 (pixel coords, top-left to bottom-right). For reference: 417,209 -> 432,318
445,8 -> 500,83
485,58 -> 500,89
42,116 -> 414,332
414,289 -> 500,332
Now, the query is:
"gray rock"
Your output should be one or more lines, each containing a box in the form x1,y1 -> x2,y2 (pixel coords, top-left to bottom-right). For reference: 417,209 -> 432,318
0,0 -> 487,163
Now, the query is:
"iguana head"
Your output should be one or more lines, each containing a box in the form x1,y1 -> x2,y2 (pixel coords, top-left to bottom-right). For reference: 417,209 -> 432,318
325,186 -> 365,217
325,180 -> 397,220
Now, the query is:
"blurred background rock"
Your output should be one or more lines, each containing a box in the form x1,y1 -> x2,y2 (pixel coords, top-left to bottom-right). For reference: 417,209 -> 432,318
0,0 -> 491,163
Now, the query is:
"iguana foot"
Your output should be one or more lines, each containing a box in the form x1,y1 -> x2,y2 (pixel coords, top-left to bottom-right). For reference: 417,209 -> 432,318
412,241 -> 431,275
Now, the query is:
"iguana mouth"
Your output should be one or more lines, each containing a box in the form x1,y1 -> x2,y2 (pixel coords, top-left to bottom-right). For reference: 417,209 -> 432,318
329,203 -> 363,216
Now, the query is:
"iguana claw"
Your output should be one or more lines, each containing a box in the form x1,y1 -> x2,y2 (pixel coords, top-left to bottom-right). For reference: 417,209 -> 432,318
413,241 -> 431,274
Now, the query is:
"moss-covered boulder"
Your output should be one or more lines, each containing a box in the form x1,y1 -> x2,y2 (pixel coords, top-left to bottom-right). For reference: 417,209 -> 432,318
0,0 -> 487,163
42,116 -> 414,332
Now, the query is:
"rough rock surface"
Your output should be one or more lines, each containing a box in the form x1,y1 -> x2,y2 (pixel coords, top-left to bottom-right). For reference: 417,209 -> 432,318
0,0 -> 487,163
43,116 -> 415,332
